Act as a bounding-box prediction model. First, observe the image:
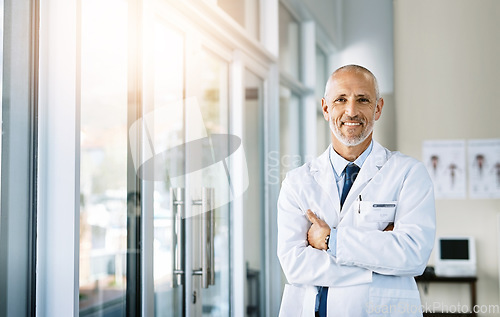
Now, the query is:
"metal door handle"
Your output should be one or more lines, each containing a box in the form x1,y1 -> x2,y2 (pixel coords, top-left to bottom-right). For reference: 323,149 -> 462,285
209,188 -> 215,286
193,188 -> 215,288
171,188 -> 184,287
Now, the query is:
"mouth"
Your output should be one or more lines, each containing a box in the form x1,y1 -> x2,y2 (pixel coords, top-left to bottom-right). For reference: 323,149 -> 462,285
342,121 -> 362,127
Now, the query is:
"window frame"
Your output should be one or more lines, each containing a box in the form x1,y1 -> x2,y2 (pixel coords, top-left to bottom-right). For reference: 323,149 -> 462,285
0,0 -> 39,316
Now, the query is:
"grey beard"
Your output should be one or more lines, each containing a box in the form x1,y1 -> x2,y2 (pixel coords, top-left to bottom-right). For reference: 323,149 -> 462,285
329,119 -> 373,147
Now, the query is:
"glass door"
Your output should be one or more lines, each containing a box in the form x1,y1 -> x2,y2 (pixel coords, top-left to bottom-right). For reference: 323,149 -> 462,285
79,1 -> 251,315
142,13 -> 186,317
192,49 -> 231,317
140,4 -> 233,316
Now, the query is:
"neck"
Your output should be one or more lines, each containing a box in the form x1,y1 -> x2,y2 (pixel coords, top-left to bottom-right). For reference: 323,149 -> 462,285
331,134 -> 372,162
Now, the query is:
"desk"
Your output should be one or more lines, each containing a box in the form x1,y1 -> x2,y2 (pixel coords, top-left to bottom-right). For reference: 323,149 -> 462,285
415,275 -> 477,317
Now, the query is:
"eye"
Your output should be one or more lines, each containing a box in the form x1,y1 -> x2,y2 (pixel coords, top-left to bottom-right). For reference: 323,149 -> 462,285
335,97 -> 347,103
358,98 -> 370,103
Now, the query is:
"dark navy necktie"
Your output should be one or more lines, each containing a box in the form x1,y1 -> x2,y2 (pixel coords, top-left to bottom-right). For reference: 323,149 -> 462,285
340,163 -> 360,209
317,163 -> 360,317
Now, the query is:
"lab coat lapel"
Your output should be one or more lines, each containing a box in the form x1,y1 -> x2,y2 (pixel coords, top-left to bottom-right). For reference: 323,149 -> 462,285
341,141 -> 389,210
311,147 -> 341,221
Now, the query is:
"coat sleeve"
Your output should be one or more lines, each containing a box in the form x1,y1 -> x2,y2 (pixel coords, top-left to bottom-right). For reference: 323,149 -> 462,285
335,162 -> 436,276
277,177 -> 372,287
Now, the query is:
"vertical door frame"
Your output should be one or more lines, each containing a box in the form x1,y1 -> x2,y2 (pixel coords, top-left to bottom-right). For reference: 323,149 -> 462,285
183,28 -> 197,317
259,2 -> 281,316
229,50 -> 245,317
0,0 -> 39,315
129,0 -> 146,315
37,0 -> 79,315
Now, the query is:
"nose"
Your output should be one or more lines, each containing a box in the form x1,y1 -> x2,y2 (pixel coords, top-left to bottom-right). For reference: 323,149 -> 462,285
344,99 -> 358,117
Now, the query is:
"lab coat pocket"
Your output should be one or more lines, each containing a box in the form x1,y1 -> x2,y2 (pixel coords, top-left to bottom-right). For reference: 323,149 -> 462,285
356,201 -> 397,231
366,288 -> 422,317
279,284 -> 316,317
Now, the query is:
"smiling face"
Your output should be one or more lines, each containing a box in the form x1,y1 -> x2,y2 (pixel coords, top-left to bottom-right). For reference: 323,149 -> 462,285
322,69 -> 383,149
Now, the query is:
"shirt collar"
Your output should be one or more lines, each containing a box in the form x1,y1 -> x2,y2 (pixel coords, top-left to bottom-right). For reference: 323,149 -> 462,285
329,140 -> 373,177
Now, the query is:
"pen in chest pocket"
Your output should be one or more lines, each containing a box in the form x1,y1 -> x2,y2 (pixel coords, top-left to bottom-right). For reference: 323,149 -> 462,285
358,195 -> 361,213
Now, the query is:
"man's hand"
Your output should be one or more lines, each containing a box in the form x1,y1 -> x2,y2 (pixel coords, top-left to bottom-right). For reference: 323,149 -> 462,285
306,210 -> 331,250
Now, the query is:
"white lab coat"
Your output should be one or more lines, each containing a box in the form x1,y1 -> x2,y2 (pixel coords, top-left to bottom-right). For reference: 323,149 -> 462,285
277,141 -> 436,316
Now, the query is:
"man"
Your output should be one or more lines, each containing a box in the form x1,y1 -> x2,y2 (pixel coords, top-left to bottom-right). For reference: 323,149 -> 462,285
277,65 -> 435,316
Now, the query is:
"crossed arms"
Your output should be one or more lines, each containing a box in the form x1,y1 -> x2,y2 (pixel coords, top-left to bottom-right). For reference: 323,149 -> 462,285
277,163 -> 436,287
306,210 -> 394,251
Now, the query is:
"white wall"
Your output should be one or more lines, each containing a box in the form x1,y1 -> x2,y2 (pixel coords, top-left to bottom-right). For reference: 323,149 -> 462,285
394,0 -> 500,314
330,0 -> 396,150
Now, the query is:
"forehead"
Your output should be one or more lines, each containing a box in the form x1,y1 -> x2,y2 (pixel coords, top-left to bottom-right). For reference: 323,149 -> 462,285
328,71 -> 376,97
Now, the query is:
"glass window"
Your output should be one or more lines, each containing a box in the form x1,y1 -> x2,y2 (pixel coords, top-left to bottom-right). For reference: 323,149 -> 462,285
316,113 -> 330,155
315,46 -> 327,104
79,0 -> 129,314
279,86 -> 301,181
243,69 -> 265,316
315,46 -> 330,155
217,0 -> 260,40
279,3 -> 300,79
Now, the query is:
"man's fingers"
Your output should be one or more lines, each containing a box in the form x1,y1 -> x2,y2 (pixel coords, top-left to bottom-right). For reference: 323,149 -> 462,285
306,209 -> 317,223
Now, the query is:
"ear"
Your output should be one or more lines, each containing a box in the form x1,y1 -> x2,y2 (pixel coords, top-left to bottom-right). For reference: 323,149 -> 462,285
321,98 -> 330,121
374,97 -> 384,121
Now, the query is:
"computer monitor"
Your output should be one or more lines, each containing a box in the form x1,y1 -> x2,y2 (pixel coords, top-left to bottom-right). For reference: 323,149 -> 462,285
435,236 -> 476,277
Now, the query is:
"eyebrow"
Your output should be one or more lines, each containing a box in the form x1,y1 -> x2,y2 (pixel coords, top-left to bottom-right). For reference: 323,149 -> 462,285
335,93 -> 371,98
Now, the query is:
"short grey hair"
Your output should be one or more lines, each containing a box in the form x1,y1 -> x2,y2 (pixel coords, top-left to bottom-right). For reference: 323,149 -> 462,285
324,64 -> 380,101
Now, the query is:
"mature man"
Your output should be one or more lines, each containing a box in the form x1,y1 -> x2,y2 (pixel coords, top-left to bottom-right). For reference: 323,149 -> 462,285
277,65 -> 435,316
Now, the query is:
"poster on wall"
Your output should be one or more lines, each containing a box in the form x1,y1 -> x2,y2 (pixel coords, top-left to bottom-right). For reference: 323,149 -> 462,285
468,139 -> 500,199
422,140 -> 467,199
